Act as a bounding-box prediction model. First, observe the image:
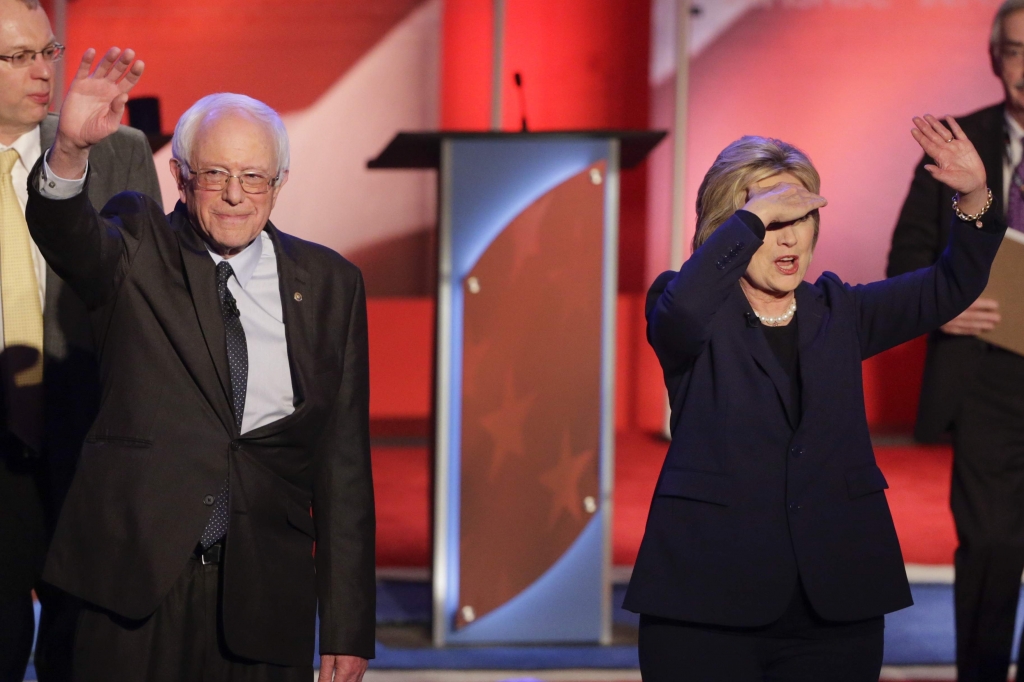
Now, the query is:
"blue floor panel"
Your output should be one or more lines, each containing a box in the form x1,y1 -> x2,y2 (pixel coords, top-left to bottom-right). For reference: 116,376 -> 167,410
21,579 -> 1024,678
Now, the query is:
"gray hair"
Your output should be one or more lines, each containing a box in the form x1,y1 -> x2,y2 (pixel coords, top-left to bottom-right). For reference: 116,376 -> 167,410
171,93 -> 290,180
991,0 -> 1024,56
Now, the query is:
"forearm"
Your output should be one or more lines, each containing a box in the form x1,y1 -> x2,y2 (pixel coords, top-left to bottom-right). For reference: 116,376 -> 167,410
25,161 -> 127,309
647,211 -> 764,368
858,215 -> 1005,358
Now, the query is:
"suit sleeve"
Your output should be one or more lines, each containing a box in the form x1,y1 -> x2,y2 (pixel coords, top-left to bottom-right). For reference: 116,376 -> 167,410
848,216 -> 1005,360
313,269 -> 375,659
647,211 -> 765,374
887,154 -> 945,276
25,159 -> 150,310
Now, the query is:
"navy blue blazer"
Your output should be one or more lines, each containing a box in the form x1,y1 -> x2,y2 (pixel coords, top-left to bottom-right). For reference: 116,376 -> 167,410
623,210 -> 1005,625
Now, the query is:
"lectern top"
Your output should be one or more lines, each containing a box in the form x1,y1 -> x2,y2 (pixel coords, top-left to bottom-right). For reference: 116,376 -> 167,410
367,130 -> 667,170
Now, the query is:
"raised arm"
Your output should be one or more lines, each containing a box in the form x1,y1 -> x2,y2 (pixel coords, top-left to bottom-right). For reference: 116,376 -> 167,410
25,47 -> 148,308
853,115 -> 1005,359
647,183 -> 826,374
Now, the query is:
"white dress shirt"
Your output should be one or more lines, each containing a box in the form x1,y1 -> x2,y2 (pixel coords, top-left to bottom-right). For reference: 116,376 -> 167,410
207,233 -> 296,433
39,155 -> 296,434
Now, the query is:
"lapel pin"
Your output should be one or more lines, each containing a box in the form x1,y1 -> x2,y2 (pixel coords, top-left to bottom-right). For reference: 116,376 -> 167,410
294,292 -> 303,302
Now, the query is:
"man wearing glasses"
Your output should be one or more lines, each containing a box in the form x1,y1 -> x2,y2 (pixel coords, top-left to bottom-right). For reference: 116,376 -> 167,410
0,1 -> 159,680
888,2 -> 1024,680
26,45 -> 374,682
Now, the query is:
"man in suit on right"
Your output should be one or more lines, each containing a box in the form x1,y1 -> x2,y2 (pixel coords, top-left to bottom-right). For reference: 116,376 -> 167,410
888,2 -> 1024,679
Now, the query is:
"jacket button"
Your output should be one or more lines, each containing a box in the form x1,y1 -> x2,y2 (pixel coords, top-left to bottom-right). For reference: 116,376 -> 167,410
203,495 -> 215,506
715,261 -> 725,270
790,446 -> 804,458
230,441 -> 241,451
788,502 -> 802,512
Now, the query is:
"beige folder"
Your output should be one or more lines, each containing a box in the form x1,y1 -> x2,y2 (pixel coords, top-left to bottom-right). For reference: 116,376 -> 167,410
978,228 -> 1024,356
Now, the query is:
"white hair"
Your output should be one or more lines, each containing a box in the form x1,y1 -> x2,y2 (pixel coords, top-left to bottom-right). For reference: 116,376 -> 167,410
171,93 -> 290,179
992,0 -> 1024,56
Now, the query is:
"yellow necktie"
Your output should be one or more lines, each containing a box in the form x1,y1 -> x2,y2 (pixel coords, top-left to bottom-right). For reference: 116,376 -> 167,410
0,149 -> 44,452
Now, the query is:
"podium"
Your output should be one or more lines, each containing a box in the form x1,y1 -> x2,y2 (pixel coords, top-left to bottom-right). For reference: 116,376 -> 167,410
369,131 -> 665,646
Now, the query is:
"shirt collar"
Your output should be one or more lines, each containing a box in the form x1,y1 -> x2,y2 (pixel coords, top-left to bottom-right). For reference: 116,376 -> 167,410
1007,110 -> 1024,146
206,230 -> 266,288
0,126 -> 41,172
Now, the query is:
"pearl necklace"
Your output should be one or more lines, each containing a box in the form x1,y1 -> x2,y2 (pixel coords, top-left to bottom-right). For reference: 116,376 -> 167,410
754,299 -> 797,327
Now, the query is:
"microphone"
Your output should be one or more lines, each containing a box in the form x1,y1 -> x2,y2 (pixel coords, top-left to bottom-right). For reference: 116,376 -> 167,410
744,312 -> 760,327
225,297 -> 240,318
514,72 -> 529,132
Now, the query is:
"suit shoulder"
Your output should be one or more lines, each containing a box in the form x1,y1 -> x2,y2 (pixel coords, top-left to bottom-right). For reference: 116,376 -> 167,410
956,103 -> 1005,134
99,190 -> 163,220
648,270 -> 676,296
275,231 -> 363,281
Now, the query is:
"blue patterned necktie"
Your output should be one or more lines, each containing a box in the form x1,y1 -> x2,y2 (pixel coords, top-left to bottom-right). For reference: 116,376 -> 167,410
1007,154 -> 1024,232
200,261 -> 248,548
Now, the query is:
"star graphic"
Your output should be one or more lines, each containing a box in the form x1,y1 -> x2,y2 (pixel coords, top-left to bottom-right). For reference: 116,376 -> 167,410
478,373 -> 535,478
538,430 -> 595,526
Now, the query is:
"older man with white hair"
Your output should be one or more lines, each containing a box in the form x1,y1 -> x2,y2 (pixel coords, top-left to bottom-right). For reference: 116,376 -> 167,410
26,46 -> 374,682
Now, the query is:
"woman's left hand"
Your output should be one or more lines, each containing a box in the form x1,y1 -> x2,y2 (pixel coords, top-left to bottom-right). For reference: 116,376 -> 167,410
912,115 -> 987,213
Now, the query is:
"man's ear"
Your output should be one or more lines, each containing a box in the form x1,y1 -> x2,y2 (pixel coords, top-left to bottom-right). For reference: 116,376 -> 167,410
169,159 -> 188,204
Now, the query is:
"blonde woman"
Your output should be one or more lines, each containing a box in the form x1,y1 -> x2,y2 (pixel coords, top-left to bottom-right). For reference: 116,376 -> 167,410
624,116 -> 1002,681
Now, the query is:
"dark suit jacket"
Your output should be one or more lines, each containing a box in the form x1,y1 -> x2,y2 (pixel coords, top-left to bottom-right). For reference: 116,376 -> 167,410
623,210 -> 1004,625
25,181 -> 375,665
887,102 -> 1006,441
0,114 -> 160,604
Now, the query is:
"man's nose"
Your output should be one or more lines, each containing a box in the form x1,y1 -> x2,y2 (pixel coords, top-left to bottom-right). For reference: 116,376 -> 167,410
29,53 -> 53,80
222,176 -> 245,205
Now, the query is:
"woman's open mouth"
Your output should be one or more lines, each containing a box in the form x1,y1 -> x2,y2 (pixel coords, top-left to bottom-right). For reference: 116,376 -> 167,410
775,256 -> 799,276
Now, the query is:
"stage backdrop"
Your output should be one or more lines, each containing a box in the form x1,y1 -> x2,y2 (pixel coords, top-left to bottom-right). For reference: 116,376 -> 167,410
649,0 -> 1006,287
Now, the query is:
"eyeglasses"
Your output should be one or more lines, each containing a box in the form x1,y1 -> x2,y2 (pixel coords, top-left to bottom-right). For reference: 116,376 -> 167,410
0,43 -> 64,68
180,164 -> 280,194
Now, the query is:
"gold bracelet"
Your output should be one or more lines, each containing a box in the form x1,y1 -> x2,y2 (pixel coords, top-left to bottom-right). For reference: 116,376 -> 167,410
952,187 -> 993,227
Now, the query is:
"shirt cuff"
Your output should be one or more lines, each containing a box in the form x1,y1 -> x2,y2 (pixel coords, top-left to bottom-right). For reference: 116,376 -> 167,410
38,154 -> 88,199
734,210 -> 767,240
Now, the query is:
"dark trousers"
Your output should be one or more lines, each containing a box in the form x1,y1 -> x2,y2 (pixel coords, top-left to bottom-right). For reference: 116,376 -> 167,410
0,446 -> 77,682
951,347 -> 1024,682
638,615 -> 883,682
72,552 -> 311,682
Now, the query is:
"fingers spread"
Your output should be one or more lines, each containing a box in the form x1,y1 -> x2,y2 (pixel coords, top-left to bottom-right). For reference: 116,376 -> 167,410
924,114 -> 954,142
108,48 -> 134,81
946,116 -> 967,141
120,59 -> 145,90
75,48 -> 96,80
92,47 -> 121,78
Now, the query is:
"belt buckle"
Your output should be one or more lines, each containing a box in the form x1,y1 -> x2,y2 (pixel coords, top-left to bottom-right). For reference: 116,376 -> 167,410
200,544 -> 222,565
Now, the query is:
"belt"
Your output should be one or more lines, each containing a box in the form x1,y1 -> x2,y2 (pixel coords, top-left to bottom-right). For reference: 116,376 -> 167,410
194,541 -> 223,565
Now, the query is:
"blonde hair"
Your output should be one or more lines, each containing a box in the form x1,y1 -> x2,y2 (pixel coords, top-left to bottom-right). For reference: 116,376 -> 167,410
692,135 -> 820,251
